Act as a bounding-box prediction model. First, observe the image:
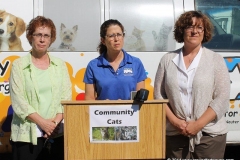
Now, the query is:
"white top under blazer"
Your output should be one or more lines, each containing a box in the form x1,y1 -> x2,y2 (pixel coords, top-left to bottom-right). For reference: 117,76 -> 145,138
172,47 -> 202,118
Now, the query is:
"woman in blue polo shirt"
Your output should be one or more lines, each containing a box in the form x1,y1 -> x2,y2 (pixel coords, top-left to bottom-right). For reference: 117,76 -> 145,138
83,19 -> 147,100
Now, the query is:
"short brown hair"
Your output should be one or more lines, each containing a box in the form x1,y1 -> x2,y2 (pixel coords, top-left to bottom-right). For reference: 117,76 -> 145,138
174,11 -> 213,43
26,16 -> 56,46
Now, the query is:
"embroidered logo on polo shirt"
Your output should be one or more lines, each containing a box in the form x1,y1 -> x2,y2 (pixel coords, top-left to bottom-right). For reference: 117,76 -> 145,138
123,68 -> 133,76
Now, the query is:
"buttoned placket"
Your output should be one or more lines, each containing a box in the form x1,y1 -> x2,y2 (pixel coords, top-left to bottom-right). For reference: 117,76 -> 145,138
110,60 -> 125,76
173,47 -> 202,118
178,68 -> 195,117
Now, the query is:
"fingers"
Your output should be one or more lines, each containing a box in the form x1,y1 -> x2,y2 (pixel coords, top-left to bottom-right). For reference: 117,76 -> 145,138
41,119 -> 57,136
44,130 -> 56,138
52,120 -> 58,126
47,121 -> 61,137
43,134 -> 48,138
46,130 -> 53,136
176,120 -> 190,136
185,121 -> 201,136
177,120 -> 187,130
175,119 -> 200,137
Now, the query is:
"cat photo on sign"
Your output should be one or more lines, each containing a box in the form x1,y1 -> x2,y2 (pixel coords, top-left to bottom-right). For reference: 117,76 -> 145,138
152,23 -> 172,51
125,26 -> 146,52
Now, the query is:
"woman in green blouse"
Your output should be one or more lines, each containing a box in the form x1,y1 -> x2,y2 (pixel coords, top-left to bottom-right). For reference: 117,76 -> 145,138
9,16 -> 72,160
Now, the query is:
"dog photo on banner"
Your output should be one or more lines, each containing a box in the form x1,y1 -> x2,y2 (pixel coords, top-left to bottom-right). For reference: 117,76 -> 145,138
43,0 -> 100,52
0,0 -> 32,51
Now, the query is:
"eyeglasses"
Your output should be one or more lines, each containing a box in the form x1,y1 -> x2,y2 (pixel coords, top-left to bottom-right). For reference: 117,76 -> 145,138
32,33 -> 51,39
105,33 -> 125,40
185,26 -> 204,33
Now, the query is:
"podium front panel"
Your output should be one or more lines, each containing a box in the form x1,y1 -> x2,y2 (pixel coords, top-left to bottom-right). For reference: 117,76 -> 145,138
62,100 -> 167,159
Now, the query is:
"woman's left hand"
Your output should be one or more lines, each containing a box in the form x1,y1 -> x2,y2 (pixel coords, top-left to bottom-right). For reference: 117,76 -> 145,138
43,121 -> 60,138
186,107 -> 217,136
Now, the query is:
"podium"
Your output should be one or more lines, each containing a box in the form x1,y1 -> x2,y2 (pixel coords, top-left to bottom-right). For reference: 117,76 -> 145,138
62,100 -> 167,160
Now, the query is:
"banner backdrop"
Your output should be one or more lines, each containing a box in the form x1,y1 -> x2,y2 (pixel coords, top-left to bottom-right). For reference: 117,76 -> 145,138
1,51 -> 240,152
0,51 -> 158,152
1,0 -> 240,153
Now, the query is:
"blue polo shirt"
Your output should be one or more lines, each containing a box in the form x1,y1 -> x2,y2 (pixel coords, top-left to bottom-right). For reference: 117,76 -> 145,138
83,49 -> 147,100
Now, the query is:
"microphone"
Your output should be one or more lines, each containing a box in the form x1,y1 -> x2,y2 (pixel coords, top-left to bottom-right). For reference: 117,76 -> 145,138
133,89 -> 149,102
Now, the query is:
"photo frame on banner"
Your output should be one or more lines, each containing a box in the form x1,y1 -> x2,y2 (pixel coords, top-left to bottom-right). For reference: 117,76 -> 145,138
0,0 -> 33,51
109,0 -> 175,52
89,105 -> 140,143
42,0 -> 101,52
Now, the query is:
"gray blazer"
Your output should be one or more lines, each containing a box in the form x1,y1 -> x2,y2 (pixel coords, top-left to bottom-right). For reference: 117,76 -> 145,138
154,47 -> 230,136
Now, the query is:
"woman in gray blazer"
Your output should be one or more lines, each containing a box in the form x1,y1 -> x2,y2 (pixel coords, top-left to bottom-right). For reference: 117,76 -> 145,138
154,11 -> 230,159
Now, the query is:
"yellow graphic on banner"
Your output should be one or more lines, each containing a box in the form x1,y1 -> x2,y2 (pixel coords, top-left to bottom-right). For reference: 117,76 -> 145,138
0,55 -> 20,153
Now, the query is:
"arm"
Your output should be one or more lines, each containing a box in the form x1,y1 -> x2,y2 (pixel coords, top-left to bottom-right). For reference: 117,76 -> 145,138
50,62 -> 72,137
166,104 -> 188,136
187,54 -> 230,135
53,113 -> 63,124
154,55 -> 168,99
186,107 -> 216,136
61,62 -> 72,101
83,62 -> 97,100
10,60 -> 38,120
42,62 -> 72,137
208,54 -> 230,120
136,58 -> 147,91
27,113 -> 56,136
51,113 -> 64,137
154,55 -> 188,135
85,83 -> 96,100
57,62 -> 72,115
136,81 -> 145,90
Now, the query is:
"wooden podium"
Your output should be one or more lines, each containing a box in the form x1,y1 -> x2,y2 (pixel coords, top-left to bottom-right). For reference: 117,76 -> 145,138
62,100 -> 167,160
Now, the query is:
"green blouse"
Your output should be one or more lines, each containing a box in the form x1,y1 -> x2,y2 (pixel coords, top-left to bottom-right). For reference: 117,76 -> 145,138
10,52 -> 72,145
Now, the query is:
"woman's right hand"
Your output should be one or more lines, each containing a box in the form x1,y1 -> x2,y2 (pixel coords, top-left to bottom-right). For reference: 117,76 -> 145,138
173,119 -> 188,136
165,104 -> 188,136
27,113 -> 57,137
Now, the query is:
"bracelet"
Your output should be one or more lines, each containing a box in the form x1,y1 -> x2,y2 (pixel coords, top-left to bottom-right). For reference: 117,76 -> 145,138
52,120 -> 58,126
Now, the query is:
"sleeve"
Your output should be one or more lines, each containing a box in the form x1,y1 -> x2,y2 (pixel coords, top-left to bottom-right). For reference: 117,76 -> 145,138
57,62 -> 72,113
209,54 -> 230,121
136,58 -> 147,82
154,55 -> 168,100
9,60 -> 37,121
83,61 -> 94,84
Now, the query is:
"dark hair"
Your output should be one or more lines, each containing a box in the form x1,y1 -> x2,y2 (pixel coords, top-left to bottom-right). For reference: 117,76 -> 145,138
26,16 -> 56,46
97,19 -> 124,54
174,11 -> 213,43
